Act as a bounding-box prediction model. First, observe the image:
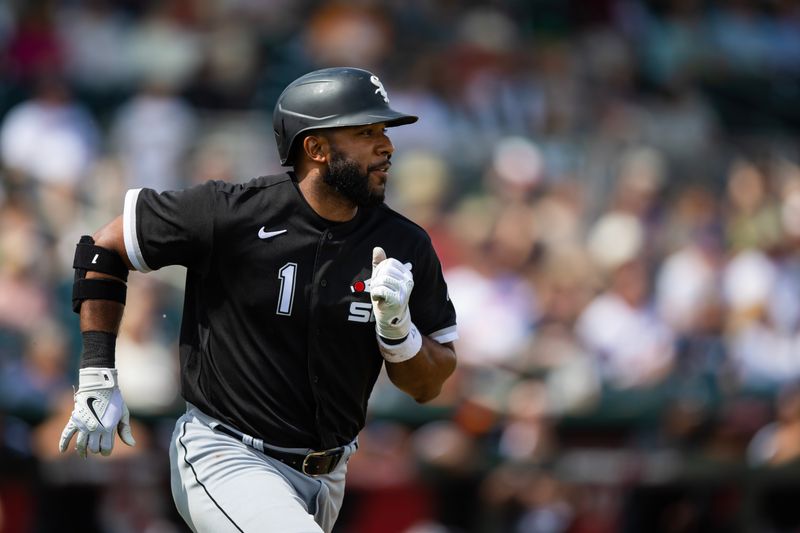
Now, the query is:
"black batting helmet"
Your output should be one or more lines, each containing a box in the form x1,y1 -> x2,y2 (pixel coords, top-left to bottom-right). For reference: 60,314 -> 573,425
273,67 -> 418,166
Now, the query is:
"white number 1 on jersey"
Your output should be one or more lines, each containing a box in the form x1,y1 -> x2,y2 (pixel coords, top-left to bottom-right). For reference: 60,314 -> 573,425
276,262 -> 297,315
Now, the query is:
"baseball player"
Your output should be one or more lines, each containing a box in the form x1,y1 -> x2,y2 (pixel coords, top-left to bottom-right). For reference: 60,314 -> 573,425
58,67 -> 458,532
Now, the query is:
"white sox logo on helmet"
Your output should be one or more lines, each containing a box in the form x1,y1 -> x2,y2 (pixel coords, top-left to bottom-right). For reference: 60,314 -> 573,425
370,75 -> 389,103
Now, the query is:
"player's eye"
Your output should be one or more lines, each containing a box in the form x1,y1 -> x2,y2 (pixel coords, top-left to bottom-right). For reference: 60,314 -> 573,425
362,125 -> 387,136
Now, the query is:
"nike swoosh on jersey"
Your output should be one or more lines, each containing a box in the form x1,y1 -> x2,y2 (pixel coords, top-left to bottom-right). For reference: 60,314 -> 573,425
258,227 -> 287,240
86,396 -> 105,428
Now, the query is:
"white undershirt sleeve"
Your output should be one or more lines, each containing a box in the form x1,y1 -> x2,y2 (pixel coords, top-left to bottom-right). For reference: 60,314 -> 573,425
122,188 -> 152,272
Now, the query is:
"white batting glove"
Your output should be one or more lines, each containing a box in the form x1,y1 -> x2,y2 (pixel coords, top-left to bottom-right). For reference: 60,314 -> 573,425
59,367 -> 135,458
371,247 -> 422,362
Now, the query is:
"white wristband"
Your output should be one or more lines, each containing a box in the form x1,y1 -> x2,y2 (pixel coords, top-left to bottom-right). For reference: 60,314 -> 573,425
378,323 -> 422,363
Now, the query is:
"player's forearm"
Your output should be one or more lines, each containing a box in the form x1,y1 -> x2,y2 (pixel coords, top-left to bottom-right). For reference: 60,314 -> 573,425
386,338 -> 456,403
61,215 -> 138,457
80,298 -> 125,333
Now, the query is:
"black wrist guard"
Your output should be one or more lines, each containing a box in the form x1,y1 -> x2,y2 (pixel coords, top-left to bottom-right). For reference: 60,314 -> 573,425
72,235 -> 129,313
80,331 -> 117,369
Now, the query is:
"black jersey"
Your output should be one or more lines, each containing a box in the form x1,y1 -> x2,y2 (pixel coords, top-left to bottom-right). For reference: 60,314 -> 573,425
122,173 -> 458,449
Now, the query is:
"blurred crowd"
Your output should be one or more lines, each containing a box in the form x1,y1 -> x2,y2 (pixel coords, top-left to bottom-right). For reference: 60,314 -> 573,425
2,0 -> 800,532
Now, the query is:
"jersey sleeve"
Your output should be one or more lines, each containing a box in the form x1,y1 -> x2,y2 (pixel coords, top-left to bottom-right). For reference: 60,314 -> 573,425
122,182 -> 217,272
409,237 -> 458,344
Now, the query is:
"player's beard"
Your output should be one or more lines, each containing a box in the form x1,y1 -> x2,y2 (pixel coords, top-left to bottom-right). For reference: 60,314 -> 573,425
324,149 -> 385,208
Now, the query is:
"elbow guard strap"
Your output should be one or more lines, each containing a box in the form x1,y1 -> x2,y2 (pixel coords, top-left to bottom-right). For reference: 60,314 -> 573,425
72,235 -> 129,313
73,235 -> 129,280
72,278 -> 127,313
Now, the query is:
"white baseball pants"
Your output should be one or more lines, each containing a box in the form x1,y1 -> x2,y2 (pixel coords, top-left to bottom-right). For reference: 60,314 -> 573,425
169,403 -> 356,533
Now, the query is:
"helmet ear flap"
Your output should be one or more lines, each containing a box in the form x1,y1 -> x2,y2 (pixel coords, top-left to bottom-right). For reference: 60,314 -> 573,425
275,118 -> 290,165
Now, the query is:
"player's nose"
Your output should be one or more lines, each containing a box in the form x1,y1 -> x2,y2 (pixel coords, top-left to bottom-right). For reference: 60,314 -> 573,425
377,132 -> 394,157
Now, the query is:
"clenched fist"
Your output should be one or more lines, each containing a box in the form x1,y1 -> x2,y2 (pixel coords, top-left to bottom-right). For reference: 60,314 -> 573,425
370,246 -> 414,340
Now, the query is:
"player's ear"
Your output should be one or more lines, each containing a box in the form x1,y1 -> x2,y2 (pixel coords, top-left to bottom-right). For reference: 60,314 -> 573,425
303,133 -> 328,164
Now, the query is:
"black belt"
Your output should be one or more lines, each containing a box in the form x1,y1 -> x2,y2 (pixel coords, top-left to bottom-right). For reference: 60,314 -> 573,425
212,424 -> 344,477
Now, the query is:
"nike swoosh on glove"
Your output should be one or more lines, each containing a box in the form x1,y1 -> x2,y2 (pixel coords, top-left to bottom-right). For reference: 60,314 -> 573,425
370,246 -> 414,340
59,367 -> 135,458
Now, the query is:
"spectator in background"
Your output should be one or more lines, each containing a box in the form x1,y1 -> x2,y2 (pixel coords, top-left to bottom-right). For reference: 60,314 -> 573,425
748,382 -> 800,466
387,150 -> 459,267
254,1 -> 394,112
656,222 -> 723,338
723,168 -> 800,392
724,158 -> 783,253
655,207 -> 728,394
577,212 -> 675,389
449,7 -> 540,143
111,78 -> 197,191
0,197 -> 50,337
0,75 -> 99,234
57,0 -> 135,112
4,2 -> 64,85
638,0 -> 709,88
304,2 -> 392,72
708,0 -> 774,74
0,320 -> 70,423
519,243 -> 601,416
481,463 -> 573,533
607,146 -> 673,274
444,195 -> 538,369
610,146 -> 667,237
185,11 -> 261,110
495,379 -> 557,464
723,249 -> 800,391
0,76 -> 98,189
126,2 -> 201,92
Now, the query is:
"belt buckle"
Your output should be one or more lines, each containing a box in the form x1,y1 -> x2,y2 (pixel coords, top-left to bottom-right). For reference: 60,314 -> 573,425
302,448 -> 341,476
